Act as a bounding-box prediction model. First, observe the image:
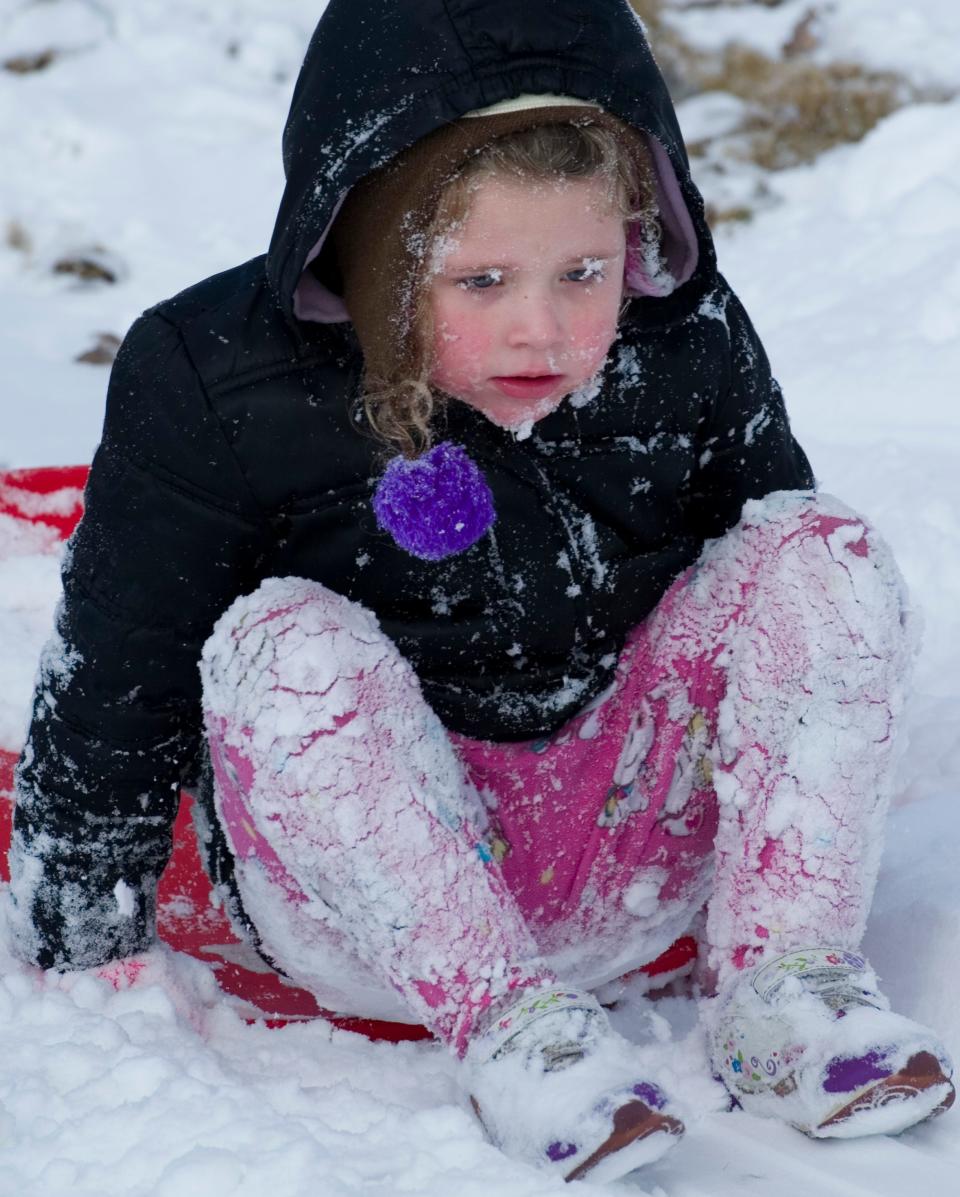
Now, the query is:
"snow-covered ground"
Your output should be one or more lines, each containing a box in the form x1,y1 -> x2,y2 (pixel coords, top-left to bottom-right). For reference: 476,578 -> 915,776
1,2 -> 959,1193
667,0 -> 960,92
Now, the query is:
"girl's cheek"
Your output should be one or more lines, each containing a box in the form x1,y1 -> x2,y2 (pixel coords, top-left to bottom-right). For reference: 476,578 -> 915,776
449,323 -> 490,365
430,325 -> 489,391
571,312 -> 620,366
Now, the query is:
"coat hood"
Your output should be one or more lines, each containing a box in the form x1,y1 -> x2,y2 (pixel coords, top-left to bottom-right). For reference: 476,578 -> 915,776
266,0 -> 715,322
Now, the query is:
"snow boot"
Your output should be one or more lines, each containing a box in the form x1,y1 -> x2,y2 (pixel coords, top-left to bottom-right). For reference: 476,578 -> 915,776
464,987 -> 684,1182
709,947 -> 955,1137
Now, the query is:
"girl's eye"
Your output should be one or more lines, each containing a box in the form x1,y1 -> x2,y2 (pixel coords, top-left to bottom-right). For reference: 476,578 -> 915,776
457,270 -> 502,291
565,259 -> 606,284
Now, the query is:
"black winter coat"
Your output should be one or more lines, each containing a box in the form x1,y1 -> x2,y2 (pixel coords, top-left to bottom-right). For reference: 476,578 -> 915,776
11,0 -> 814,969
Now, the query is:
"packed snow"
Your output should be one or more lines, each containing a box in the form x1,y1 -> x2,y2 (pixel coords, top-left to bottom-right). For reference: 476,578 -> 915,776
1,1 -> 959,1194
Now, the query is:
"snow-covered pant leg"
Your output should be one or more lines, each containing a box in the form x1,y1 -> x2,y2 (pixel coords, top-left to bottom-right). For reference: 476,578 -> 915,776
452,492 -> 914,994
697,492 -> 916,986
199,577 -> 553,1055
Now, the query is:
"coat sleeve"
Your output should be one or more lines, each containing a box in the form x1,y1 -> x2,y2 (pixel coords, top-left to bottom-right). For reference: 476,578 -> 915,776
9,312 -> 268,969
679,278 -> 816,541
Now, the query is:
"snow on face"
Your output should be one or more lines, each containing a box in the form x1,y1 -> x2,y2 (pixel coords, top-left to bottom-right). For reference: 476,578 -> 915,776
426,175 -> 626,432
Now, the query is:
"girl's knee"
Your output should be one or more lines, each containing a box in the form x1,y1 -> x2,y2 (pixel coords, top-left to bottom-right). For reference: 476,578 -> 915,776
736,490 -> 869,552
735,492 -> 904,605
200,577 -> 400,718
209,576 -> 375,646
699,491 -> 914,667
205,574 -> 387,670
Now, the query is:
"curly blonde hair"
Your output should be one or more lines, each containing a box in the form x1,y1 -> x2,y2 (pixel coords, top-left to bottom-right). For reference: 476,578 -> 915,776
361,121 -> 660,458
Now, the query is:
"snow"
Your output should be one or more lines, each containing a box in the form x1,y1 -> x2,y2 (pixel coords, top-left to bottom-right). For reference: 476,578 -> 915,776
1,1 -> 959,1193
0,0 -> 328,468
714,96 -> 960,701
667,0 -> 960,92
664,0 -> 813,62
809,1 -> 960,93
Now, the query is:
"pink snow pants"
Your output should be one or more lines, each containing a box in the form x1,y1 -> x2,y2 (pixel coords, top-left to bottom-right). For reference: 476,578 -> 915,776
199,492 -> 915,1056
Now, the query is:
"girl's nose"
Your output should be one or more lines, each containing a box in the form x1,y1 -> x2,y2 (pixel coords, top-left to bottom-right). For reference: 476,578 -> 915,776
506,291 -> 564,350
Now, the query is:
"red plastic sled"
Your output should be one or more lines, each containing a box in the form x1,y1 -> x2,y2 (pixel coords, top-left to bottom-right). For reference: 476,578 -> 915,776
0,465 -> 696,1036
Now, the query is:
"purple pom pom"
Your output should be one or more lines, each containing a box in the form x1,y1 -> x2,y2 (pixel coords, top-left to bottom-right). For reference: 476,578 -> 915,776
372,442 -> 496,560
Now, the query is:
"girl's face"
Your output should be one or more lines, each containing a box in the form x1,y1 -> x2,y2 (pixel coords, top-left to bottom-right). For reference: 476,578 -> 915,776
426,174 -> 626,431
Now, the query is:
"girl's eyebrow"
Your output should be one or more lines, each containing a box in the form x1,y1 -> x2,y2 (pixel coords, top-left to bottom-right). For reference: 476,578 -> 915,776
563,249 -> 623,263
441,249 -> 624,273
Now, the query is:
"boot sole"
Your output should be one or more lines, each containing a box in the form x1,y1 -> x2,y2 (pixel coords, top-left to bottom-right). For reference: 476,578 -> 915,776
470,1095 -> 683,1183
564,1101 -> 684,1182
813,1051 -> 956,1137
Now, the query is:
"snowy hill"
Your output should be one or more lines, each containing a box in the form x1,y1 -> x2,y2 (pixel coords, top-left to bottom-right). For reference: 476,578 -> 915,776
1,2 -> 958,1193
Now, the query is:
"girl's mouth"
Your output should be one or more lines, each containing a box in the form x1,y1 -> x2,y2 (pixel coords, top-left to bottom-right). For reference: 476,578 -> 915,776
491,374 -> 566,400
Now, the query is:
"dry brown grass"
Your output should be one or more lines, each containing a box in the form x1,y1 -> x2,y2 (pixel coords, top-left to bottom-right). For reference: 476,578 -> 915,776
694,45 -> 913,170
5,220 -> 31,253
2,48 -> 56,74
627,1 -> 953,223
631,1 -> 932,167
53,249 -> 119,284
75,332 -> 121,366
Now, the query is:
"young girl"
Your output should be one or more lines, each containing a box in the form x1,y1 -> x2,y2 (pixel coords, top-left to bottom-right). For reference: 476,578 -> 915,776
8,0 -> 953,1183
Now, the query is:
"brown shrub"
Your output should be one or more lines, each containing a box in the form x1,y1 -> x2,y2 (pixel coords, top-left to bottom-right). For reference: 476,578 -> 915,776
75,332 -> 121,366
697,45 -> 913,169
53,250 -> 119,284
3,49 -> 56,74
628,1 -> 954,225
6,220 -> 31,253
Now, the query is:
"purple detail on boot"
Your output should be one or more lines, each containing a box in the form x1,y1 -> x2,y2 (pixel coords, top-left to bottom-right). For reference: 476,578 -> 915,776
371,442 -> 495,560
823,1050 -> 894,1094
546,1141 -> 579,1162
632,1082 -> 666,1110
